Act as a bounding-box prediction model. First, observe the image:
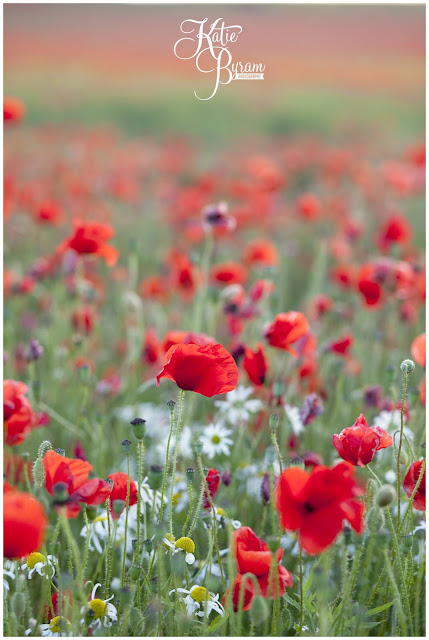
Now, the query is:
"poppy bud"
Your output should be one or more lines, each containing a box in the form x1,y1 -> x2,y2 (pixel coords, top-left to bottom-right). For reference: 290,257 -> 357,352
144,538 -> 153,553
193,440 -> 203,456
150,577 -> 158,593
112,499 -> 125,517
401,535 -> 413,552
269,413 -> 279,432
261,472 -> 271,505
130,418 -> 146,440
128,607 -> 145,635
186,467 -> 195,484
53,482 -> 69,503
265,446 -> 276,465
250,595 -> 269,626
11,592 -> 26,618
27,339 -> 44,362
400,359 -> 415,375
121,439 -> 132,454
221,470 -> 232,486
148,465 -> 163,490
166,400 -> 176,410
399,450 -> 408,466
375,484 -> 396,508
366,506 -> 385,533
32,456 -> 46,488
85,506 -> 97,522
129,564 -> 141,581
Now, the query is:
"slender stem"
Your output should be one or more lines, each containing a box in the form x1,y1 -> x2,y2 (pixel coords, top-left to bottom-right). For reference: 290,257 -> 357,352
192,228 -> 213,333
271,430 -> 283,474
104,500 -> 112,598
188,481 -> 204,536
299,543 -> 304,635
158,405 -> 175,524
182,483 -> 193,537
136,441 -> 144,552
169,389 -> 185,540
397,372 -> 408,530
81,508 -> 90,582
121,452 -> 131,588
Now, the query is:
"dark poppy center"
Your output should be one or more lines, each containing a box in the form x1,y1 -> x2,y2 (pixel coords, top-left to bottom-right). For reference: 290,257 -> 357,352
304,502 -> 316,513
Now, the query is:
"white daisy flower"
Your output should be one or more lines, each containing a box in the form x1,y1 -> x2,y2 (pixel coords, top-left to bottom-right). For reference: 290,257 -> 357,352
39,616 -> 73,637
214,386 -> 262,424
214,507 -> 241,529
284,404 -> 304,436
200,423 -> 234,459
170,585 -> 225,618
162,534 -> 196,565
374,409 -> 414,441
80,583 -> 117,630
3,560 -> 16,595
20,553 -> 56,580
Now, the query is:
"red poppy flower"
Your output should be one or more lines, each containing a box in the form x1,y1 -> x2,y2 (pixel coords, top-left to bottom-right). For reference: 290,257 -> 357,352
296,193 -> 322,220
4,380 -> 36,446
275,462 -> 364,554
403,460 -> 426,511
411,333 -> 426,368
243,240 -> 279,267
4,491 -> 47,558
71,306 -> 96,334
332,414 -> 393,467
43,450 -> 112,518
211,262 -> 247,286
243,343 -> 268,386
229,527 -> 293,611
378,213 -> 412,251
264,311 -> 309,355
248,279 -> 275,303
35,200 -> 63,226
312,294 -> 333,318
4,97 -> 25,123
358,279 -> 382,307
108,471 -> 138,518
142,328 -> 161,365
328,334 -> 354,356
202,468 -> 220,509
156,343 -> 239,397
56,220 -> 118,266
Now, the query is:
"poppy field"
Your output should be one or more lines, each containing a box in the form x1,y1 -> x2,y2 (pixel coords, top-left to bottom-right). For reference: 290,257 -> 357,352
3,4 -> 427,638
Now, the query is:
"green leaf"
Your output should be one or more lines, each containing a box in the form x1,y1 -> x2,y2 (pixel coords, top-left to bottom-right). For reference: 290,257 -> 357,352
208,612 -> 229,633
366,602 -> 394,616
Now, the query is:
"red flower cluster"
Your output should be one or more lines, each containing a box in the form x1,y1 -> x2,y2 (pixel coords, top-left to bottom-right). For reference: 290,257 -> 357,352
4,380 -> 36,446
156,342 -> 239,397
332,413 -> 393,467
43,450 -> 112,517
4,490 -> 47,558
276,462 -> 364,554
229,527 -> 292,611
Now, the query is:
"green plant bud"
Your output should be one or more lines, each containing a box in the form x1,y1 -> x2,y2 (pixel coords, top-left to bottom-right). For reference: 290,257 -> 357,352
11,592 -> 26,618
375,484 -> 396,508
32,456 -> 46,488
193,440 -> 203,456
144,538 -> 153,553
130,418 -> 146,440
290,456 -> 305,469
185,467 -> 195,484
265,446 -> 276,465
166,400 -> 176,410
366,506 -> 385,533
129,607 -> 145,634
85,506 -> 97,522
112,499 -> 125,517
149,576 -> 158,593
119,587 -> 132,605
250,595 -> 269,625
129,564 -> 141,581
121,439 -> 132,454
269,413 -> 279,432
148,465 -> 163,490
401,535 -> 414,553
400,359 -> 415,375
78,364 -> 91,383
399,450 -> 408,466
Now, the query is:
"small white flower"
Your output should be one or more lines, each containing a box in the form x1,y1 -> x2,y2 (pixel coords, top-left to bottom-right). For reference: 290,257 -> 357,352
214,507 -> 241,529
3,560 -> 16,595
284,404 -> 304,436
39,616 -> 73,637
200,423 -> 234,459
20,553 -> 56,580
214,386 -> 262,424
162,534 -> 196,565
170,585 -> 225,618
80,583 -> 117,630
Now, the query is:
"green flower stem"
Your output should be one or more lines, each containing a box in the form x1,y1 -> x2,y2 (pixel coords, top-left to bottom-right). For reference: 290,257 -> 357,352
81,508 -> 90,582
188,480 -> 204,536
169,389 -> 185,541
158,404 -> 175,524
299,543 -> 304,635
121,452 -> 131,588
136,440 -> 145,552
105,499 -> 113,599
182,483 -> 193,537
397,371 -> 408,530
271,430 -> 283,474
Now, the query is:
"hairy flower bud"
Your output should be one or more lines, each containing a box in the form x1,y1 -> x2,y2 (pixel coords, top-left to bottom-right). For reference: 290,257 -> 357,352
250,595 -> 269,626
32,456 -> 46,488
366,506 -> 385,533
269,413 -> 279,432
376,484 -> 396,508
400,359 -> 415,375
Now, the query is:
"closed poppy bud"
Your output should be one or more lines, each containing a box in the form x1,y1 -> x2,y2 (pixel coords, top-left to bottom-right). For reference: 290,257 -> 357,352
131,418 -> 146,441
401,535 -> 413,552
290,456 -> 305,469
11,592 -> 26,618
55,449 -> 66,457
32,457 -> 46,488
269,414 -> 279,432
221,470 -> 232,486
366,506 -> 385,533
112,499 -> 126,517
260,472 -> 271,505
401,359 -> 415,375
376,484 -> 396,508
144,538 -> 153,553
250,595 -> 269,626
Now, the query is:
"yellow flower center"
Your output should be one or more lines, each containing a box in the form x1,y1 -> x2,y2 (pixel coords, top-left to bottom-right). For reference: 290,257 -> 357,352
26,552 -> 46,569
49,617 -> 70,633
88,598 -> 107,619
211,435 -> 221,444
216,508 -> 226,517
172,492 -> 181,505
190,586 -> 208,603
163,533 -> 175,550
93,515 -> 107,524
175,537 -> 195,553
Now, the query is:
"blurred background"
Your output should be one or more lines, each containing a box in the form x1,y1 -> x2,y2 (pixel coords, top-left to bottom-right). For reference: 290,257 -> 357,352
4,3 -> 425,144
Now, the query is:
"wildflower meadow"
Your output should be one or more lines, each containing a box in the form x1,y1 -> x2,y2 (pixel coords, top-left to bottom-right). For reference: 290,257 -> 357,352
3,3 -> 426,638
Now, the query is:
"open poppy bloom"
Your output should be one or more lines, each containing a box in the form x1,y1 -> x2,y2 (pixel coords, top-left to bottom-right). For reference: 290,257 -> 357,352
411,333 -> 426,368
56,220 -> 118,266
328,334 -> 354,356
210,262 -> 247,286
377,213 -> 412,251
243,343 -> 268,386
332,413 -> 393,466
403,460 -> 426,511
243,239 -> 279,267
4,379 -> 36,446
229,526 -> 292,611
156,343 -> 239,397
202,468 -> 220,509
358,279 -> 382,307
275,462 -> 364,554
264,311 -> 310,355
107,471 -> 138,518
4,490 -> 47,558
4,97 -> 25,123
43,450 -> 112,518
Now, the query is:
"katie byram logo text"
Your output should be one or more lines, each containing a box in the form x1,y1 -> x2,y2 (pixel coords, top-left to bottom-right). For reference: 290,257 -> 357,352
174,18 -> 265,100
